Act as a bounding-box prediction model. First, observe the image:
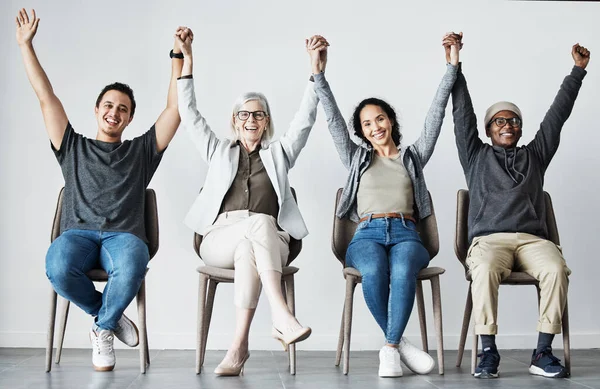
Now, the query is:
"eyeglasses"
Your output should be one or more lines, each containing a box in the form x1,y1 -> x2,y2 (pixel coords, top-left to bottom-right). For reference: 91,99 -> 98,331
235,110 -> 267,121
489,117 -> 521,128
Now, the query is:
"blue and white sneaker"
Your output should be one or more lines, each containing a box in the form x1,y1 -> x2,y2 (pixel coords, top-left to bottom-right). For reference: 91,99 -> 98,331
529,347 -> 569,378
474,346 -> 500,379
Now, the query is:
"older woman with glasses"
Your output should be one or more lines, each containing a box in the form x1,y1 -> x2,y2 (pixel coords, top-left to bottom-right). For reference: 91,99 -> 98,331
307,34 -> 460,378
177,34 -> 325,376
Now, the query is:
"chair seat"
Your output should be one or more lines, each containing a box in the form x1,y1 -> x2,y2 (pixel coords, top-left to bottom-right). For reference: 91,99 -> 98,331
86,268 -> 150,282
196,265 -> 299,283
343,266 -> 445,282
465,271 -> 538,285
86,269 -> 109,281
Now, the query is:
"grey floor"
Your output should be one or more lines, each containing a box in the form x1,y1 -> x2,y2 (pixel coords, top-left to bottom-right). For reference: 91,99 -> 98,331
1,348 -> 599,389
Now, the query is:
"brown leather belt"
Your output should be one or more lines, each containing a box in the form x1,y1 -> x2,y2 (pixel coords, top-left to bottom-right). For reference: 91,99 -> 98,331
359,212 -> 416,224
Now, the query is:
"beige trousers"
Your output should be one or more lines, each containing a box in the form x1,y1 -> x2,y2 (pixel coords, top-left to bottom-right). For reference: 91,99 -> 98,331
467,232 -> 571,335
200,210 -> 290,309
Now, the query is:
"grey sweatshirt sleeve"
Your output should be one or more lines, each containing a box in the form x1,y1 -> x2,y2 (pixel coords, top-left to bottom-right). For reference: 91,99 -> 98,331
313,72 -> 358,170
411,64 -> 458,166
528,66 -> 587,170
451,65 -> 484,173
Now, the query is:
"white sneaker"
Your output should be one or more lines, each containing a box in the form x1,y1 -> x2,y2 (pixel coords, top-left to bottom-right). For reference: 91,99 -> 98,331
398,337 -> 435,374
114,314 -> 139,347
378,346 -> 403,377
90,328 -> 116,372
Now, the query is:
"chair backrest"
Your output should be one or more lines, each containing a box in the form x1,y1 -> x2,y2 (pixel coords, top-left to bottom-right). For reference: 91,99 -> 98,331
331,188 -> 440,267
193,187 -> 302,265
50,188 -> 160,259
454,189 -> 560,270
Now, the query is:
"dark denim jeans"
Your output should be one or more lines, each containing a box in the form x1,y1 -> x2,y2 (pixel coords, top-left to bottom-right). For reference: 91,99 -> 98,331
346,216 -> 429,344
45,229 -> 149,331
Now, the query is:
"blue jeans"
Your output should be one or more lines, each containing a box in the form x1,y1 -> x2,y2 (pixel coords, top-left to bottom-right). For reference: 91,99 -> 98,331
346,217 -> 429,345
45,229 -> 149,331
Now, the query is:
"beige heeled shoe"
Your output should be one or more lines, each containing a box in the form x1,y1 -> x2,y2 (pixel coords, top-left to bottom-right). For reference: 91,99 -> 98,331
214,352 -> 250,376
271,326 -> 312,351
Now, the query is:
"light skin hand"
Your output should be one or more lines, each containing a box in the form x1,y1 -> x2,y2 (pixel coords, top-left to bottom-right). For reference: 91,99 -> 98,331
305,35 -> 329,74
174,26 -> 192,53
15,8 -> 39,46
572,43 -> 590,69
16,8 -> 68,150
177,27 -> 194,76
442,31 -> 462,65
153,26 -> 190,152
176,28 -> 193,58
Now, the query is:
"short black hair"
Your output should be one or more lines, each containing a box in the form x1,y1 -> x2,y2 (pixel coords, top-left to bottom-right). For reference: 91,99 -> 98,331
351,97 -> 401,147
95,82 -> 136,117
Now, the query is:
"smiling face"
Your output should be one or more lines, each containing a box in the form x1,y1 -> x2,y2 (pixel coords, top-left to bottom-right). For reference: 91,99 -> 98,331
94,89 -> 133,141
486,109 -> 522,149
359,104 -> 395,148
234,99 -> 269,149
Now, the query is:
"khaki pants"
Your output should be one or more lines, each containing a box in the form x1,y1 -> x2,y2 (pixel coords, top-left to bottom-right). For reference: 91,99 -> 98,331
467,232 -> 571,335
200,211 -> 290,309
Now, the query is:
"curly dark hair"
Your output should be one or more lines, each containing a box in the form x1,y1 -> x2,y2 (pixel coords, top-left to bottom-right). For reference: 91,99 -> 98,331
351,98 -> 401,147
95,82 -> 136,117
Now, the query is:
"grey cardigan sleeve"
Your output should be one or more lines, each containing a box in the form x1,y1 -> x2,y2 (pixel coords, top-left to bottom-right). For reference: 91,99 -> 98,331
313,72 -> 358,170
528,65 -> 587,170
411,64 -> 458,166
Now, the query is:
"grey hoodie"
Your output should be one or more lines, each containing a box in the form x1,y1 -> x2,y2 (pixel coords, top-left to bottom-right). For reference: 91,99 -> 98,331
451,65 -> 587,244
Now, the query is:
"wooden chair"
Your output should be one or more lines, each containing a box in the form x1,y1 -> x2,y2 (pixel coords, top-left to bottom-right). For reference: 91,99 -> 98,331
332,188 -> 445,375
453,189 -> 571,375
46,188 -> 159,373
194,188 -> 303,375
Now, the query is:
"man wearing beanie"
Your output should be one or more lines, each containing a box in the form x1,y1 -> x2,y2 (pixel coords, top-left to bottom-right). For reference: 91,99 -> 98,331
445,33 -> 590,379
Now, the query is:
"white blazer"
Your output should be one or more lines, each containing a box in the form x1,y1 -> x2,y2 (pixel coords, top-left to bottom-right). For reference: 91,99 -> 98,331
177,78 -> 319,239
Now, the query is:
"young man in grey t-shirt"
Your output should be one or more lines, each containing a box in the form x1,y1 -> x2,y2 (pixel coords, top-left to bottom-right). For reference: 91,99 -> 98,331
15,8 -> 192,371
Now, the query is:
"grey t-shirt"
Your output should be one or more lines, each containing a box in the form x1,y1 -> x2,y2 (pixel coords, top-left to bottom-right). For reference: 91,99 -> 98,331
52,123 -> 164,242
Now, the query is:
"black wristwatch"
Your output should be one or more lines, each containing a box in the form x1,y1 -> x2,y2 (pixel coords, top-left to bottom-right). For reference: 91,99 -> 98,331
170,49 -> 184,59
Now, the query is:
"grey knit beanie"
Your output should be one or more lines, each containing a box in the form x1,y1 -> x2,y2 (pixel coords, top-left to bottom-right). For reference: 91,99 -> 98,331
484,101 -> 522,128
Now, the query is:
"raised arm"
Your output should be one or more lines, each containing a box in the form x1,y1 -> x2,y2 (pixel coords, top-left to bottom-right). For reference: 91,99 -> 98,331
528,44 -> 590,169
276,36 -> 327,169
16,8 -> 68,150
153,27 -> 189,153
410,33 -> 460,167
446,33 -> 484,171
176,31 -> 222,163
308,37 -> 359,170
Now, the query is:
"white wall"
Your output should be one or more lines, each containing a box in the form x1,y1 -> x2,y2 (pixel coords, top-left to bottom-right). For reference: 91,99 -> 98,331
1,0 -> 599,351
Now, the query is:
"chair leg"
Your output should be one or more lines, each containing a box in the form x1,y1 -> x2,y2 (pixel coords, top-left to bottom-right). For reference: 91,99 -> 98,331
196,274 -> 208,374
284,274 -> 297,375
46,288 -> 58,373
471,316 -> 478,375
55,297 -> 70,364
137,280 -> 148,374
562,299 -> 571,375
431,276 -> 444,375
335,304 -> 344,367
343,276 -> 357,375
200,279 -> 218,368
456,284 -> 472,367
416,280 -> 428,353
145,330 -> 150,366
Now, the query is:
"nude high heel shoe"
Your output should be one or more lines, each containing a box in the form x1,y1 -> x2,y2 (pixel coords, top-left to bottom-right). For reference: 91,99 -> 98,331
271,326 -> 312,351
214,352 -> 250,376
